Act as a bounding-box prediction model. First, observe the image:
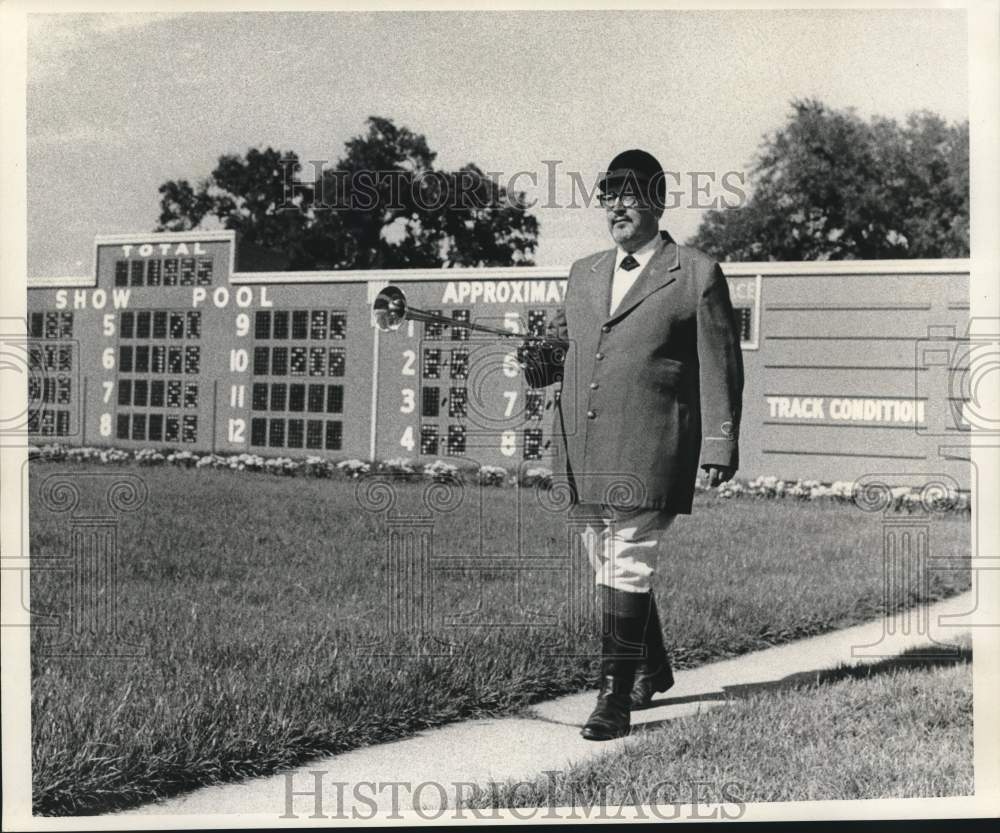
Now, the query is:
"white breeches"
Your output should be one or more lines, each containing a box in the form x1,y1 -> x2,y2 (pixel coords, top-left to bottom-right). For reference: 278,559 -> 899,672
574,504 -> 677,594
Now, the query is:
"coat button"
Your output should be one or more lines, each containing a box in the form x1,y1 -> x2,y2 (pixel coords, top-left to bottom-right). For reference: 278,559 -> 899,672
589,382 -> 599,390
587,409 -> 597,419
601,325 -> 611,333
595,352 -> 605,360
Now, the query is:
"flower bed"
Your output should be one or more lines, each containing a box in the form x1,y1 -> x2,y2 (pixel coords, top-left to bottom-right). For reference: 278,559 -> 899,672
26,444 -> 970,512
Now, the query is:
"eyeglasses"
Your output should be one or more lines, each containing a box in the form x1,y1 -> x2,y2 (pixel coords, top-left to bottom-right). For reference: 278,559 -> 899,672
597,191 -> 642,208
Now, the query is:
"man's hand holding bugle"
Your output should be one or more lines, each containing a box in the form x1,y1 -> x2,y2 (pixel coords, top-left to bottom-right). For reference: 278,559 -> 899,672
515,335 -> 569,389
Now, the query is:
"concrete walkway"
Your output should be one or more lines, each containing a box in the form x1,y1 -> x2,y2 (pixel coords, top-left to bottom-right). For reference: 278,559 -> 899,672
117,592 -> 973,820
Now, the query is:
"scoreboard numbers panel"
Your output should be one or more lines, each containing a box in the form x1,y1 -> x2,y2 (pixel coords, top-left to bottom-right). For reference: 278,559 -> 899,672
26,311 -> 80,441
234,303 -> 359,455
26,312 -> 77,438
421,386 -> 439,418
180,259 -> 196,285
273,311 -> 289,339
290,346 -> 307,375
449,387 -> 468,419
327,385 -> 344,414
420,425 -> 438,455
422,349 -> 441,379
292,310 -> 308,339
450,349 -> 469,380
113,307 -> 204,445
450,309 -> 471,341
329,347 -> 346,377
447,425 -> 466,455
373,279 -> 565,467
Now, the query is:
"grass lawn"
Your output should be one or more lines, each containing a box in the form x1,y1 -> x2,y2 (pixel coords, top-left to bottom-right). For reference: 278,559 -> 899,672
28,462 -> 971,815
464,639 -> 974,810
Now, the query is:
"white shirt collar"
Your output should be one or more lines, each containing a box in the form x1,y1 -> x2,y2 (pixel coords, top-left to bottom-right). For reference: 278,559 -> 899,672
616,231 -> 661,267
609,230 -> 663,314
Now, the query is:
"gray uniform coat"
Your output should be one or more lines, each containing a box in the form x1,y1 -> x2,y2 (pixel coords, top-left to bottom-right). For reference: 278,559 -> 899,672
528,231 -> 744,514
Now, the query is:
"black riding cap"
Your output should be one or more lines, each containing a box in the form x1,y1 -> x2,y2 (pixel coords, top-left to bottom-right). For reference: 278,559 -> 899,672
598,149 -> 666,208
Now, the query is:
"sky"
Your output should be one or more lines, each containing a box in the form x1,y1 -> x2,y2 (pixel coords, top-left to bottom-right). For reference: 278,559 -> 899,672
26,8 -> 968,276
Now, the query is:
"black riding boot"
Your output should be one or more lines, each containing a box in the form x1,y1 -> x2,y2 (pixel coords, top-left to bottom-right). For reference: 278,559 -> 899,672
631,592 -> 675,710
581,587 -> 650,741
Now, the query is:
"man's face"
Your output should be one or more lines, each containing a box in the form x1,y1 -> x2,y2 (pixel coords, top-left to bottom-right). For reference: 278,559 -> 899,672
602,182 -> 661,250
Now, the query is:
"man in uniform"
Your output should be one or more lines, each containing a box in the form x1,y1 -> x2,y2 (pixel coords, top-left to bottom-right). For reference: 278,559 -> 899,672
518,149 -> 744,741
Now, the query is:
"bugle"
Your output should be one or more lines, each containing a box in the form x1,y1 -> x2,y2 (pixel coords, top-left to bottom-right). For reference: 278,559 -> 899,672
372,284 -> 560,346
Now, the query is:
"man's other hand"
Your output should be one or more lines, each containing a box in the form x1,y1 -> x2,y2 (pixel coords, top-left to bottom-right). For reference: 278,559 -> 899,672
702,464 -> 735,488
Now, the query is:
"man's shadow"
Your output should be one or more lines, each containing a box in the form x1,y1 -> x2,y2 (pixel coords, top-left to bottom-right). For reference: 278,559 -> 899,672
630,643 -> 972,734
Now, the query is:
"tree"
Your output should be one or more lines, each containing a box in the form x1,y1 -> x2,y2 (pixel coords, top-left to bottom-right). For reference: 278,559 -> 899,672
156,117 -> 539,269
158,148 -> 318,267
689,99 -> 969,261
